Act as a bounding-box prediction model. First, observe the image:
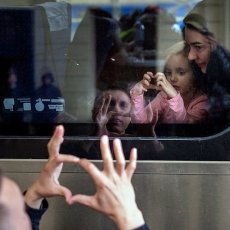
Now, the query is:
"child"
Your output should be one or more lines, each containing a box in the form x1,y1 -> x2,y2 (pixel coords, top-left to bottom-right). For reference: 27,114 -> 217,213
130,41 -> 208,124
92,87 -> 132,136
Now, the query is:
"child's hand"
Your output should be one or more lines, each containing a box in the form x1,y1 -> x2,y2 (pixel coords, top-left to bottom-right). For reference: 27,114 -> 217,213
141,72 -> 155,91
95,94 -> 113,135
130,72 -> 155,96
153,72 -> 178,98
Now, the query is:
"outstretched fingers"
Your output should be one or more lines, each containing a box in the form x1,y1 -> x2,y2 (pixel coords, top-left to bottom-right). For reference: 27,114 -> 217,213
100,135 -> 115,175
101,94 -> 111,115
126,148 -> 137,180
113,138 -> 137,180
47,125 -> 64,157
113,138 -> 125,175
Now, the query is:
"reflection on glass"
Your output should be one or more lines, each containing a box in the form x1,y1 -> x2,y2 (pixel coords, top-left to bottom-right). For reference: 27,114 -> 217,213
91,86 -> 132,137
0,0 -> 229,139
130,41 -> 209,125
33,72 -> 63,122
182,5 -> 230,126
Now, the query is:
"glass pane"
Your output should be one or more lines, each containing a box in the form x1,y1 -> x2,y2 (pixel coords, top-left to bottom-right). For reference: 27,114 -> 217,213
0,0 -> 229,160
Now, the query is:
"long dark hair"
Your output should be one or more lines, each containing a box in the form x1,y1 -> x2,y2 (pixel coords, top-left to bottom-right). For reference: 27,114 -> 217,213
182,13 -> 216,45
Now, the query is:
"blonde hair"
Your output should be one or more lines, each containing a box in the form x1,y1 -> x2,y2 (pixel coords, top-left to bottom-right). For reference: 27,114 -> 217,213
163,41 -> 189,69
165,41 -> 187,59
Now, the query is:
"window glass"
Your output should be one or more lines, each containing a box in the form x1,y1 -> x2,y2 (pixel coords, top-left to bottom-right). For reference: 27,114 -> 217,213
0,0 -> 229,160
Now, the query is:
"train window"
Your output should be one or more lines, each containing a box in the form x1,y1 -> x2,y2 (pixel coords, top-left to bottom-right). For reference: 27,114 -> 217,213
0,0 -> 229,160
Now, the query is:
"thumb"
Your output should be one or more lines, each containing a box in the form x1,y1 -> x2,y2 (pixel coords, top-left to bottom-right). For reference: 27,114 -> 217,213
68,194 -> 95,208
59,186 -> 73,203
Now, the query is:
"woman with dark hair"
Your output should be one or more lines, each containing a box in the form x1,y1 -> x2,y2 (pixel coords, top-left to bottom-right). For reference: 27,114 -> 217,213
182,13 -> 230,125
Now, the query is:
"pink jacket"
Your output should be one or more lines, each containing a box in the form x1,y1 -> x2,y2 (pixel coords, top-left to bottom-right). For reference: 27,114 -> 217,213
131,91 -> 208,124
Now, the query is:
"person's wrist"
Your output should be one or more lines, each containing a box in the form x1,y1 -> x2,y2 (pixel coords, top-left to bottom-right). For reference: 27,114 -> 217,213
113,208 -> 145,230
167,90 -> 178,99
24,185 -> 43,209
130,86 -> 143,97
97,124 -> 108,135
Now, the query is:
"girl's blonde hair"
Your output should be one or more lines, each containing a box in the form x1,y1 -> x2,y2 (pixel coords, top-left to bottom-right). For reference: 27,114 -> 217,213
165,41 -> 187,59
163,41 -> 189,70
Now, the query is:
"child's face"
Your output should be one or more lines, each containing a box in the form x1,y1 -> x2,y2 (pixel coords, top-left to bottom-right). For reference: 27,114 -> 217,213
164,53 -> 194,97
106,89 -> 131,134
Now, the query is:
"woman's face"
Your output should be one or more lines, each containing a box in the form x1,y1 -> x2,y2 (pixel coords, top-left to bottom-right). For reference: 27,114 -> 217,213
106,89 -> 131,135
184,27 -> 212,73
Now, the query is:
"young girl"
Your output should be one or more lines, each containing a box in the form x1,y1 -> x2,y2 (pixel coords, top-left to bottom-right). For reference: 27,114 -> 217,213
130,41 -> 209,124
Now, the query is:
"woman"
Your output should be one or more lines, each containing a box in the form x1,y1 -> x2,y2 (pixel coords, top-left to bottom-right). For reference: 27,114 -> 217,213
182,13 -> 230,124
